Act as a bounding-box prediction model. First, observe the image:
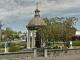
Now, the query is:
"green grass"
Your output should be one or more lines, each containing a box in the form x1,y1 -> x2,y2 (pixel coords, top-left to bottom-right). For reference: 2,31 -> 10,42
72,40 -> 80,46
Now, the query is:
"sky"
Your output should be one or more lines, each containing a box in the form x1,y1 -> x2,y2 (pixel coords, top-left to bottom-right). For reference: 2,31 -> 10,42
0,0 -> 80,32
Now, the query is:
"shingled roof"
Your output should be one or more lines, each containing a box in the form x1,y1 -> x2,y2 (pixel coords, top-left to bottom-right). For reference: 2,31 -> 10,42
28,17 -> 45,27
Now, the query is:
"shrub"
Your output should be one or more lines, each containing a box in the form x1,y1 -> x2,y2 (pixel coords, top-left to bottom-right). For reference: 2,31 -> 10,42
0,44 -> 3,48
8,43 -> 21,52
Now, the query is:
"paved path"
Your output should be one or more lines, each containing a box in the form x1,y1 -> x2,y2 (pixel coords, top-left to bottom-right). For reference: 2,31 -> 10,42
0,54 -> 80,60
54,55 -> 80,60
28,54 -> 80,60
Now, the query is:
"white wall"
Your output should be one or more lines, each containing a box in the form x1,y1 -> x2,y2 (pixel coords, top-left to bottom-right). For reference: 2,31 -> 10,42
75,31 -> 80,36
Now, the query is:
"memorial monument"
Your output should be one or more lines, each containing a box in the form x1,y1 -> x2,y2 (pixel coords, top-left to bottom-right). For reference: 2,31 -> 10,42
26,2 -> 46,49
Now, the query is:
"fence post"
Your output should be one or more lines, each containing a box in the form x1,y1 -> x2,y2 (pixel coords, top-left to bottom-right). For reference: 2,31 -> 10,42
44,48 -> 47,57
34,48 -> 37,57
4,42 -> 8,53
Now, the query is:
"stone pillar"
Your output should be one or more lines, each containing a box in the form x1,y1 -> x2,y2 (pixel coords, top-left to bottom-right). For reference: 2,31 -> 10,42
32,30 -> 36,48
44,48 -> 48,57
34,48 -> 37,57
32,31 -> 34,48
27,30 -> 30,49
70,41 -> 73,49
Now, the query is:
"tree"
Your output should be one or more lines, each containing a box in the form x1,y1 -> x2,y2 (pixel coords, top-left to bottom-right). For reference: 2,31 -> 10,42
62,17 -> 77,41
37,17 -> 77,48
2,27 -> 19,41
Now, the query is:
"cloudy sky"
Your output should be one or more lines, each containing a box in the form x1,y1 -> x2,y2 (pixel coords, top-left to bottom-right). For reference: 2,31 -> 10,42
0,0 -> 80,32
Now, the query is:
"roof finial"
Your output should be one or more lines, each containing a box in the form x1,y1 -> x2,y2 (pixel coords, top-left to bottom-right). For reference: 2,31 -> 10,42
35,0 -> 39,9
36,0 -> 39,9
34,0 -> 40,17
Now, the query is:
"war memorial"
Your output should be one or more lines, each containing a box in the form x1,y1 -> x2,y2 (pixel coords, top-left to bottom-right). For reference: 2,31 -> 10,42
0,0 -> 80,60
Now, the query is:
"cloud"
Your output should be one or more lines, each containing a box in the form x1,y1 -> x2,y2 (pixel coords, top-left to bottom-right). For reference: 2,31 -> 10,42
40,0 -> 80,15
0,0 -> 35,23
0,0 -> 80,20
0,0 -> 80,31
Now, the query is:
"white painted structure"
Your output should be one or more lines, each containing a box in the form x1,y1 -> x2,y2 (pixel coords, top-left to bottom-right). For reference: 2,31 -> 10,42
75,31 -> 80,36
4,42 -> 8,53
26,2 -> 46,49
70,41 -> 73,49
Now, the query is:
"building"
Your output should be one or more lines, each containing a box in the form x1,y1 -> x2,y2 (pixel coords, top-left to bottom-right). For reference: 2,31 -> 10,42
75,31 -> 80,36
75,31 -> 80,40
26,4 -> 46,49
72,31 -> 80,40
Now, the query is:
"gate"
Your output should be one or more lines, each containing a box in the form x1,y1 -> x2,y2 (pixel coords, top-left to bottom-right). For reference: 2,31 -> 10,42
37,48 -> 44,57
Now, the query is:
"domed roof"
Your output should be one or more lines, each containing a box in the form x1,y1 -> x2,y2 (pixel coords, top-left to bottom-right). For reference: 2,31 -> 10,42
28,17 -> 45,27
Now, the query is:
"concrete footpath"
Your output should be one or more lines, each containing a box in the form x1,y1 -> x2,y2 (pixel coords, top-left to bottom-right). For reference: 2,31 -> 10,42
28,54 -> 80,60
0,54 -> 80,60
